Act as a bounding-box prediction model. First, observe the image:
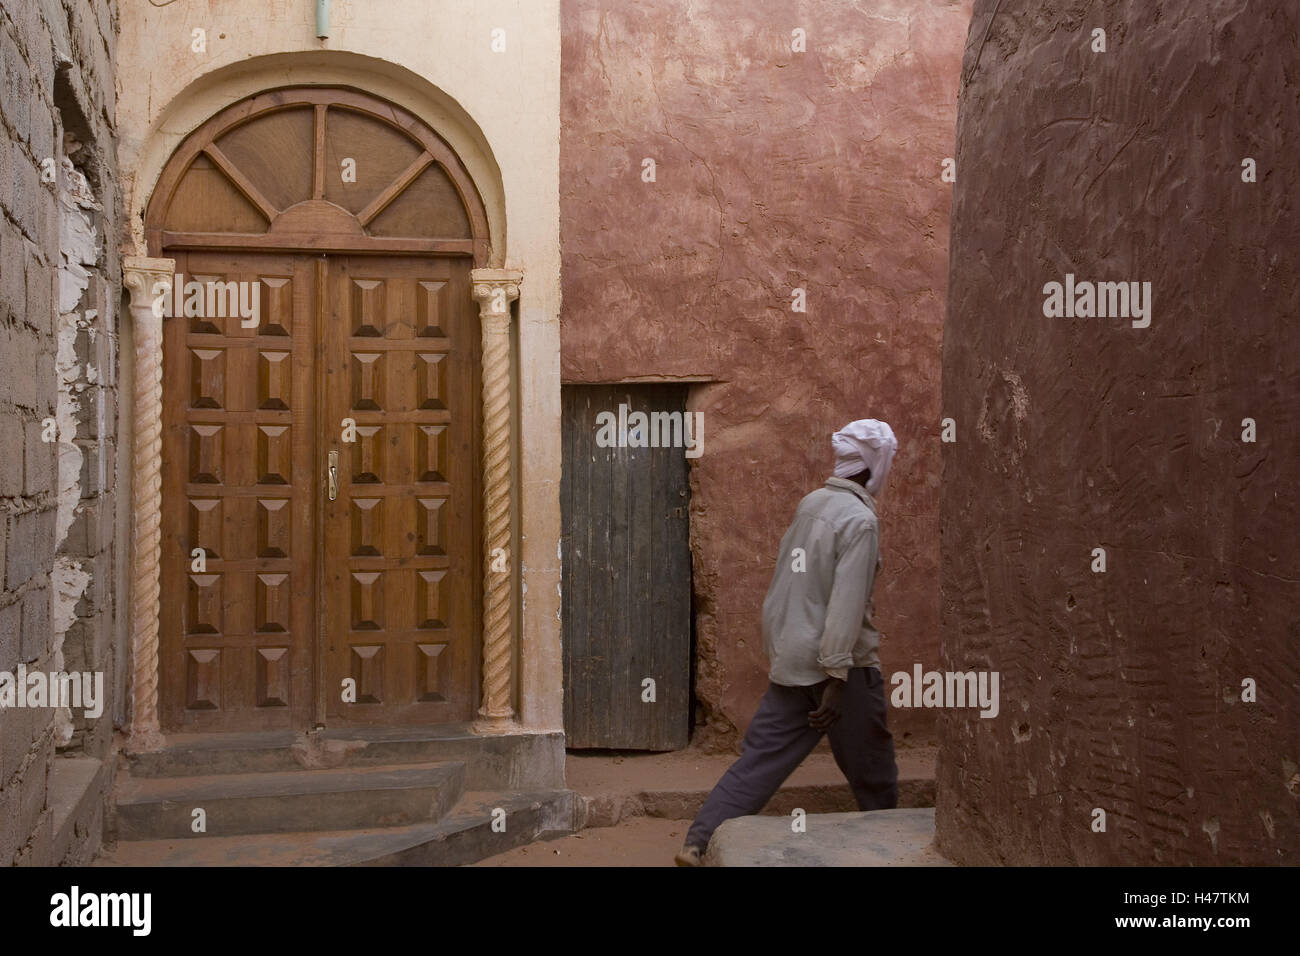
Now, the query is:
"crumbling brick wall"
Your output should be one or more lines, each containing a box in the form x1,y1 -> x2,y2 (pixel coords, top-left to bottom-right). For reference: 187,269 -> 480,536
937,0 -> 1299,864
0,0 -> 119,866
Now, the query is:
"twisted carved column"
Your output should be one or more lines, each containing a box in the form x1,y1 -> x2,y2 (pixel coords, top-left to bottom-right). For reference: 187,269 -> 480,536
122,256 -> 175,752
470,269 -> 522,731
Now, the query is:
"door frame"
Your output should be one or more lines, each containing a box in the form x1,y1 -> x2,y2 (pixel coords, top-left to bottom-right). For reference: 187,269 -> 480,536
122,86 -> 524,748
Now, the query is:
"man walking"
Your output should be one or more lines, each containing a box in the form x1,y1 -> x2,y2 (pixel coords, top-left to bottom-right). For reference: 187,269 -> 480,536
676,419 -> 900,866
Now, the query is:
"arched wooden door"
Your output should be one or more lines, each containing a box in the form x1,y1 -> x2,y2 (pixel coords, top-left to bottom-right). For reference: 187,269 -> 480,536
146,88 -> 489,732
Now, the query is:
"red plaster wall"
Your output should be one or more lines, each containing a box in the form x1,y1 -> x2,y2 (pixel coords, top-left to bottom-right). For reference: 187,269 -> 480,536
560,0 -> 972,748
937,1 -> 1300,863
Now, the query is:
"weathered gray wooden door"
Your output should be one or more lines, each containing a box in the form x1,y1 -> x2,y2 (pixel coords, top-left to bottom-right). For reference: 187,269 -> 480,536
562,384 -> 692,749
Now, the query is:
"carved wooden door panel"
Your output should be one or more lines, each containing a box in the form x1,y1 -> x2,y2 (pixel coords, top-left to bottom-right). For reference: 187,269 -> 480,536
160,252 -> 481,731
320,256 -> 480,725
161,251 -> 318,730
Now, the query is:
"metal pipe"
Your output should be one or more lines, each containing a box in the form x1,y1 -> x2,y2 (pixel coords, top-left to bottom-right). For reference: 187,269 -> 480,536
316,0 -> 330,40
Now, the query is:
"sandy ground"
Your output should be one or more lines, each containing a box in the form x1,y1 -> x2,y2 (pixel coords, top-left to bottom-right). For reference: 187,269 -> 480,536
473,816 -> 686,867
473,745 -> 937,866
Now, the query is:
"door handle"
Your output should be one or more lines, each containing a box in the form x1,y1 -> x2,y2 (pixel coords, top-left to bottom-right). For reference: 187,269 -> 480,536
328,450 -> 339,501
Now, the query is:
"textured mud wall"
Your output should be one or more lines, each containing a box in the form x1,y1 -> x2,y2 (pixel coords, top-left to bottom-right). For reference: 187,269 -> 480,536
938,1 -> 1299,864
560,0 -> 971,748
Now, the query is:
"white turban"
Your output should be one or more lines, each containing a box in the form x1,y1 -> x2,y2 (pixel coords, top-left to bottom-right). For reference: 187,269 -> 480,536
831,419 -> 898,497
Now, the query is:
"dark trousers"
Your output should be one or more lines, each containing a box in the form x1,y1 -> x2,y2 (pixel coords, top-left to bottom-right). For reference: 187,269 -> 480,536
685,666 -> 898,850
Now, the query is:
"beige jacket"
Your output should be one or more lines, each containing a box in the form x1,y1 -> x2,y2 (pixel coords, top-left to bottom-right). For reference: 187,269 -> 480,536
761,476 -> 882,686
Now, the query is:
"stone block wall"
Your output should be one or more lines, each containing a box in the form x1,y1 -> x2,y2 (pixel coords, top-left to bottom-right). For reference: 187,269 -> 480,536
0,0 -> 119,866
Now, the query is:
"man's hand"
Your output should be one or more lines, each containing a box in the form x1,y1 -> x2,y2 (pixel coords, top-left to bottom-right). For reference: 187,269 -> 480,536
808,677 -> 845,730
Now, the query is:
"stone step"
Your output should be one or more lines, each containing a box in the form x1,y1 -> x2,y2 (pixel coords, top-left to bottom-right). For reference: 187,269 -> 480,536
97,789 -> 577,867
49,756 -> 111,866
705,807 -> 951,866
114,762 -> 465,841
123,726 -> 564,791
365,790 -> 578,867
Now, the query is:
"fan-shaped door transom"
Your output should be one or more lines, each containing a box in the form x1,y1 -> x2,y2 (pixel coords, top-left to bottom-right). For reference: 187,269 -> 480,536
147,87 -> 490,262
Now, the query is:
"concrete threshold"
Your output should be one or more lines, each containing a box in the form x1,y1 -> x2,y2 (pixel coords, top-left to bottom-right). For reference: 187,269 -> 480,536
124,725 -> 565,791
